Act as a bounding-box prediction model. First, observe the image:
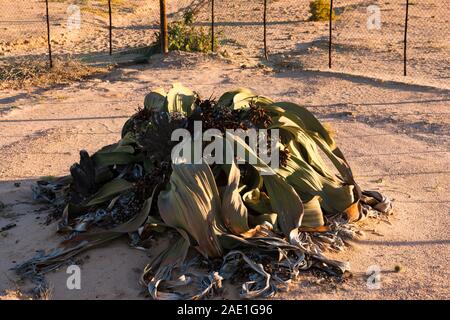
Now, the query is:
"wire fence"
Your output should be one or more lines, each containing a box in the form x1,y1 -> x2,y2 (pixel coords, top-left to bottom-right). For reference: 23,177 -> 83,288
0,0 -> 448,85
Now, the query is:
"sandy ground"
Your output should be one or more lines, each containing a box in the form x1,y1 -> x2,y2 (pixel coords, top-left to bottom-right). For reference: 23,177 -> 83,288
0,52 -> 448,299
1,0 -> 448,87
0,0 -> 193,57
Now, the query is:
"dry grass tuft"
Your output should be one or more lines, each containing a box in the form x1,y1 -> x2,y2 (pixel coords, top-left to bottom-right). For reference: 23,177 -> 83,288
0,289 -> 30,300
37,285 -> 54,300
0,58 -> 110,90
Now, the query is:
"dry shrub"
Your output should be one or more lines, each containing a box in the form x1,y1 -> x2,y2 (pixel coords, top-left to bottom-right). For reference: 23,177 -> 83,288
0,289 -> 29,300
0,58 -> 109,90
309,0 -> 335,21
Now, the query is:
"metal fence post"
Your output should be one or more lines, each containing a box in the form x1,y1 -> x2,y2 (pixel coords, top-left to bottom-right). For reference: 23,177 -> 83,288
160,0 -> 168,54
45,0 -> 52,68
263,0 -> 268,60
403,0 -> 409,76
328,0 -> 333,68
211,0 -> 215,52
108,0 -> 112,55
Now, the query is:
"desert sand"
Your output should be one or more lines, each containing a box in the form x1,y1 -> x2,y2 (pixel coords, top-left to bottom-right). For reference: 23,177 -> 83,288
0,51 -> 449,299
1,0 -> 448,87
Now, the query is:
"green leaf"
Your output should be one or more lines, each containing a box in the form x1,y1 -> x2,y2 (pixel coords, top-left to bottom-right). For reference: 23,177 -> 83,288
263,174 -> 303,235
278,154 -> 355,213
86,179 -> 133,207
92,152 -> 137,167
164,83 -> 197,116
218,88 -> 273,110
301,196 -> 325,228
266,105 -> 359,214
223,132 -> 304,235
263,102 -> 335,147
270,115 -> 336,180
220,163 -> 249,235
242,188 -> 272,215
263,102 -> 359,189
157,163 -> 224,258
144,88 -> 167,111
92,135 -> 137,167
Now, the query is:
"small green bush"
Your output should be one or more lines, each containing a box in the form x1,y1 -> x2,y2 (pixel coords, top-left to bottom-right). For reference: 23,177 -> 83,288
309,0 -> 335,22
167,21 -> 215,53
154,11 -> 218,53
183,9 -> 195,25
